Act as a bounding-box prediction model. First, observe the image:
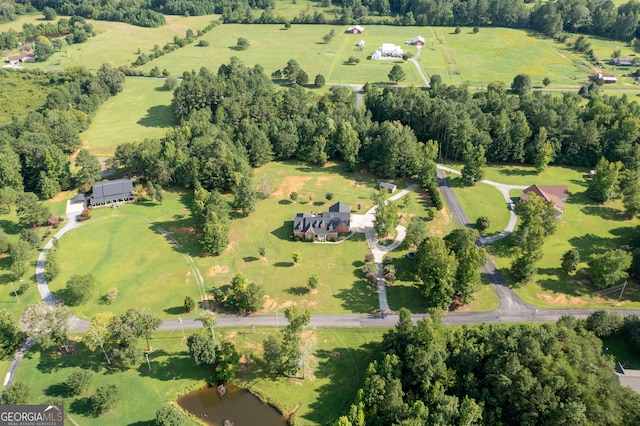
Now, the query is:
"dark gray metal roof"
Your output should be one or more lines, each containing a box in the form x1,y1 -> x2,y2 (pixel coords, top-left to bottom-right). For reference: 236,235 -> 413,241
89,179 -> 134,205
328,202 -> 350,213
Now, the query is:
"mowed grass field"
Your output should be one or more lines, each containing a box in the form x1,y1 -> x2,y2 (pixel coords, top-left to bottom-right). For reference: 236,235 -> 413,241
19,14 -> 216,71
80,78 -> 178,155
47,189 -> 202,320
15,327 -> 385,425
138,24 -> 425,85
447,163 -> 640,309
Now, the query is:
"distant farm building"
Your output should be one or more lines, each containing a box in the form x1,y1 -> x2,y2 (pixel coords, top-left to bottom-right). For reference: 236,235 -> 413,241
613,57 -> 634,66
593,72 -> 617,84
371,43 -> 403,60
411,36 -> 425,46
293,202 -> 351,242
87,179 -> 135,208
7,52 -> 35,65
520,184 -> 569,215
380,182 -> 397,193
347,25 -> 364,34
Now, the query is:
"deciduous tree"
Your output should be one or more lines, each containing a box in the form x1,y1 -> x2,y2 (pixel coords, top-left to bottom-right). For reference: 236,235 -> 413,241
588,249 -> 632,289
415,237 -> 457,309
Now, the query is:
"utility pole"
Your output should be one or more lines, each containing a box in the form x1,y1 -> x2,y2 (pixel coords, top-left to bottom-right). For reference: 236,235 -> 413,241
145,353 -> 151,371
10,283 -> 19,304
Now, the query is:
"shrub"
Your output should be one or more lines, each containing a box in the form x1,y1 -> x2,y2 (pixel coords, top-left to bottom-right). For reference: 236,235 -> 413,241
90,385 -> 120,416
289,192 -> 298,201
184,296 -> 196,313
476,216 -> 491,232
472,26 -> 479,33
155,406 -> 185,426
325,192 -> 334,201
105,288 -> 118,304
454,26 -> 461,34
237,37 -> 250,50
65,370 -> 92,396
314,74 -> 325,88
1,382 -> 30,404
197,40 -> 209,47
308,274 -> 319,290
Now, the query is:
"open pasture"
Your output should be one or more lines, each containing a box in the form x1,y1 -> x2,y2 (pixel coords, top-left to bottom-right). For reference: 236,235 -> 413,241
80,78 -> 177,155
137,24 -> 425,85
25,14 -> 216,71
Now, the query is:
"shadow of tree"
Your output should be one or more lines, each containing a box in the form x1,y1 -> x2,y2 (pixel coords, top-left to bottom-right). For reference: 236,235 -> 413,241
0,219 -> 22,235
303,345 -> 378,424
136,105 -> 178,128
497,168 -> 537,177
136,350 -> 205,381
273,261 -> 294,268
569,233 -> 618,260
580,206 -> 628,221
243,256 -> 259,263
386,284 -> 424,312
44,382 -> 68,398
36,342 -> 105,374
163,306 -> 185,315
127,420 -> 156,426
70,397 -> 93,416
536,267 -> 595,297
285,286 -> 309,296
334,280 -> 377,313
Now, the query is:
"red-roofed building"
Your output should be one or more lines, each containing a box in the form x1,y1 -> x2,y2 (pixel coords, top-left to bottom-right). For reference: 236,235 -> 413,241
520,184 -> 569,215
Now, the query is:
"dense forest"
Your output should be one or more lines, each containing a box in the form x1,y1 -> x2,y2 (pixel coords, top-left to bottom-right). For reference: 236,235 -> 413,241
3,0 -> 640,42
335,309 -> 640,425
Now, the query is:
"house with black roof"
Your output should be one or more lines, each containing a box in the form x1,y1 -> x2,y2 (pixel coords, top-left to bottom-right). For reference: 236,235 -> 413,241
87,179 -> 135,208
293,202 -> 351,241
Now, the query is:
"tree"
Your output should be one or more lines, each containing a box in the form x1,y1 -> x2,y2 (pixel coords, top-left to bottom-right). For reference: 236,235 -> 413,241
44,249 -> 60,281
184,296 -> 196,313
461,142 -> 486,184
542,77 -> 551,86
283,59 -> 301,82
1,382 -> 30,404
476,216 -> 491,232
97,63 -> 125,96
290,192 -> 298,201
315,74 -> 325,88
588,249 -> 632,289
533,127 -> 554,173
34,35 -> 54,61
215,339 -> 240,382
83,312 -> 114,363
43,7 -> 57,20
292,251 -> 302,264
236,37 -> 250,50
22,302 -> 72,350
586,310 -> 624,337
16,192 -> 50,228
404,217 -> 428,249
308,274 -> 319,290
0,309 -> 22,360
187,334 -> 216,366
374,200 -> 399,237
164,76 -> 178,90
75,149 -> 102,190
444,228 -> 485,305
415,237 -> 457,309
588,157 -> 622,202
91,385 -> 120,416
214,273 -> 264,315
511,73 -> 532,96
65,274 -> 96,306
388,65 -> 406,84
454,26 -> 461,34
296,70 -> 309,86
201,210 -> 229,256
233,176 -> 256,216
196,311 -> 217,340
155,406 -> 185,426
561,249 -> 580,274
65,370 -> 92,396
325,192 -> 334,201
472,26 -> 480,33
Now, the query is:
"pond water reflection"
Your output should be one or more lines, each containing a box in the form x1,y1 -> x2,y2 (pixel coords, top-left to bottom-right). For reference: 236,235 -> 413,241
177,384 -> 288,426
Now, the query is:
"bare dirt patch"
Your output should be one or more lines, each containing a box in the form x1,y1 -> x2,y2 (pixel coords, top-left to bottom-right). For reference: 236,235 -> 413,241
316,176 -> 334,186
171,227 -> 195,236
207,265 -> 230,277
538,293 -> 587,305
273,176 -> 312,199
49,191 -> 69,202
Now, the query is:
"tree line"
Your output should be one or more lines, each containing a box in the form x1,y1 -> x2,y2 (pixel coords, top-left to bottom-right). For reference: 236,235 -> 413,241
335,308 -> 640,426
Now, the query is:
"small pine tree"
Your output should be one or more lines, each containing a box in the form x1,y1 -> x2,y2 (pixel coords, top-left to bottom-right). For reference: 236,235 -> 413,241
308,274 -> 319,290
184,296 -> 196,313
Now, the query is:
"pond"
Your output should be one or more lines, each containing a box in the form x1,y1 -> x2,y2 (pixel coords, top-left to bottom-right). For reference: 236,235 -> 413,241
177,384 -> 288,426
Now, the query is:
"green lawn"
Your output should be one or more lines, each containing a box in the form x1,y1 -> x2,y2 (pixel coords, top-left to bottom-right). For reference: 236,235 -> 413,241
14,327 -> 385,426
191,161 -> 381,315
47,189 -> 202,320
427,27 -> 594,88
447,175 -> 510,235
446,164 -> 640,309
80,78 -> 178,156
22,15 -> 217,71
